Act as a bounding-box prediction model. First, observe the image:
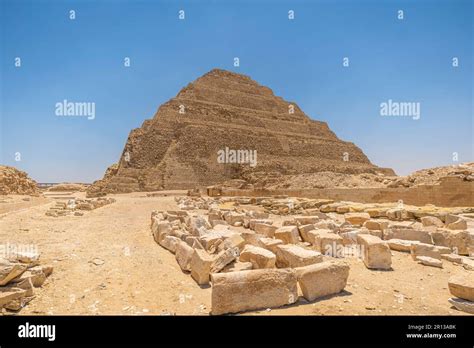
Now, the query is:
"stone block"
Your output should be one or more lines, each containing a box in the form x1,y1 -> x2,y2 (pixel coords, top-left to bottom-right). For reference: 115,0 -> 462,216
448,273 -> 474,301
357,234 -> 392,270
175,241 -> 194,272
191,249 -> 214,285
275,244 -> 323,268
239,245 -> 276,269
295,261 -> 349,301
344,213 -> 370,226
274,226 -> 300,244
210,269 -> 298,315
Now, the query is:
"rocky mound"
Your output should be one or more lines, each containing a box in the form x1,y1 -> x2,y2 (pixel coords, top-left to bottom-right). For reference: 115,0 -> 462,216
0,166 -> 39,195
249,162 -> 474,190
88,69 -> 393,196
386,162 -> 474,188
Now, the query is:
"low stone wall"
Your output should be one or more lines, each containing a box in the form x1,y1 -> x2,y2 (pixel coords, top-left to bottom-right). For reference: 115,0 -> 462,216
209,177 -> 473,207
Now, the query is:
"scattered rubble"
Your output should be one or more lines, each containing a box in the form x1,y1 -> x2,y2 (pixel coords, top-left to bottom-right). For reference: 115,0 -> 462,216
149,194 -> 473,314
0,247 -> 52,313
45,197 -> 115,217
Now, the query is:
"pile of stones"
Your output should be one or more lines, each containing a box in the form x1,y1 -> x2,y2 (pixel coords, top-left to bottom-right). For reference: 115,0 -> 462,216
151,206 -> 352,314
0,249 -> 52,313
45,197 -> 116,217
151,195 -> 474,314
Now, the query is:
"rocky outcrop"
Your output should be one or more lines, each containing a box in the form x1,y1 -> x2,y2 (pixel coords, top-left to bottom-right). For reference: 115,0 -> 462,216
88,69 -> 393,196
0,166 -> 39,195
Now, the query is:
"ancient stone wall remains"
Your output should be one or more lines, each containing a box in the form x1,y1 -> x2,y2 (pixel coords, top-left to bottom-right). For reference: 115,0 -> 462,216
211,176 -> 473,208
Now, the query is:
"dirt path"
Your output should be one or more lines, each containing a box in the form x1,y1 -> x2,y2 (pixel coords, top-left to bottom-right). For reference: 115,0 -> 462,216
0,193 -> 469,315
0,193 -> 210,315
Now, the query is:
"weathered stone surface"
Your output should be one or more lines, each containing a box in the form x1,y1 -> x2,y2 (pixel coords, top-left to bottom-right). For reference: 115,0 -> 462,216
249,219 -> 273,230
357,234 -> 392,270
444,214 -> 459,225
222,261 -> 253,273
339,229 -> 364,245
169,229 -> 188,240
421,216 -> 444,228
314,220 -> 339,231
240,231 -> 265,247
200,232 -> 224,253
159,235 -> 181,253
363,219 -> 389,231
441,253 -> 464,264
312,232 -> 344,257
253,223 -> 277,238
35,264 -> 53,278
258,237 -> 284,254
306,229 -> 335,246
224,212 -> 246,226
152,220 -> 171,244
294,216 -> 320,225
448,297 -> 474,314
239,245 -> 276,269
384,228 -> 433,244
188,216 -> 211,236
463,257 -> 474,271
448,273 -> 474,301
298,224 -> 315,243
367,229 -> 383,239
191,249 -> 214,285
275,244 -> 323,268
0,287 -> 28,308
185,236 -> 200,247
446,218 -> 468,230
296,261 -> 350,301
410,243 -> 441,260
344,213 -> 370,226
175,241 -> 194,271
210,219 -> 227,228
210,247 -> 239,273
3,291 -> 34,311
11,268 -> 46,288
0,259 -> 27,286
386,208 -> 412,221
386,239 -> 419,252
274,226 -> 300,244
211,268 -> 298,315
222,234 -> 245,251
416,256 -> 443,268
431,229 -> 471,255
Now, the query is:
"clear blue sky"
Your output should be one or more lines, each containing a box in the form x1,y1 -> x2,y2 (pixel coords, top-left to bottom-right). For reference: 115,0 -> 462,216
1,0 -> 472,182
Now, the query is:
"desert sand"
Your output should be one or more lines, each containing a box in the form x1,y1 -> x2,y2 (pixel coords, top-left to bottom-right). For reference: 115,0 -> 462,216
0,192 -> 470,315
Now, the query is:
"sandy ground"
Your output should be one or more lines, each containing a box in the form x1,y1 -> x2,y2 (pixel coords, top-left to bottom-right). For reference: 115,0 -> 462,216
0,192 -> 470,316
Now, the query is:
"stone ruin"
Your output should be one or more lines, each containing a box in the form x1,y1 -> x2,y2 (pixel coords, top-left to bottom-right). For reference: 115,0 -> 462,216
0,248 -> 52,313
87,68 -> 393,197
45,197 -> 116,217
150,195 -> 474,314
